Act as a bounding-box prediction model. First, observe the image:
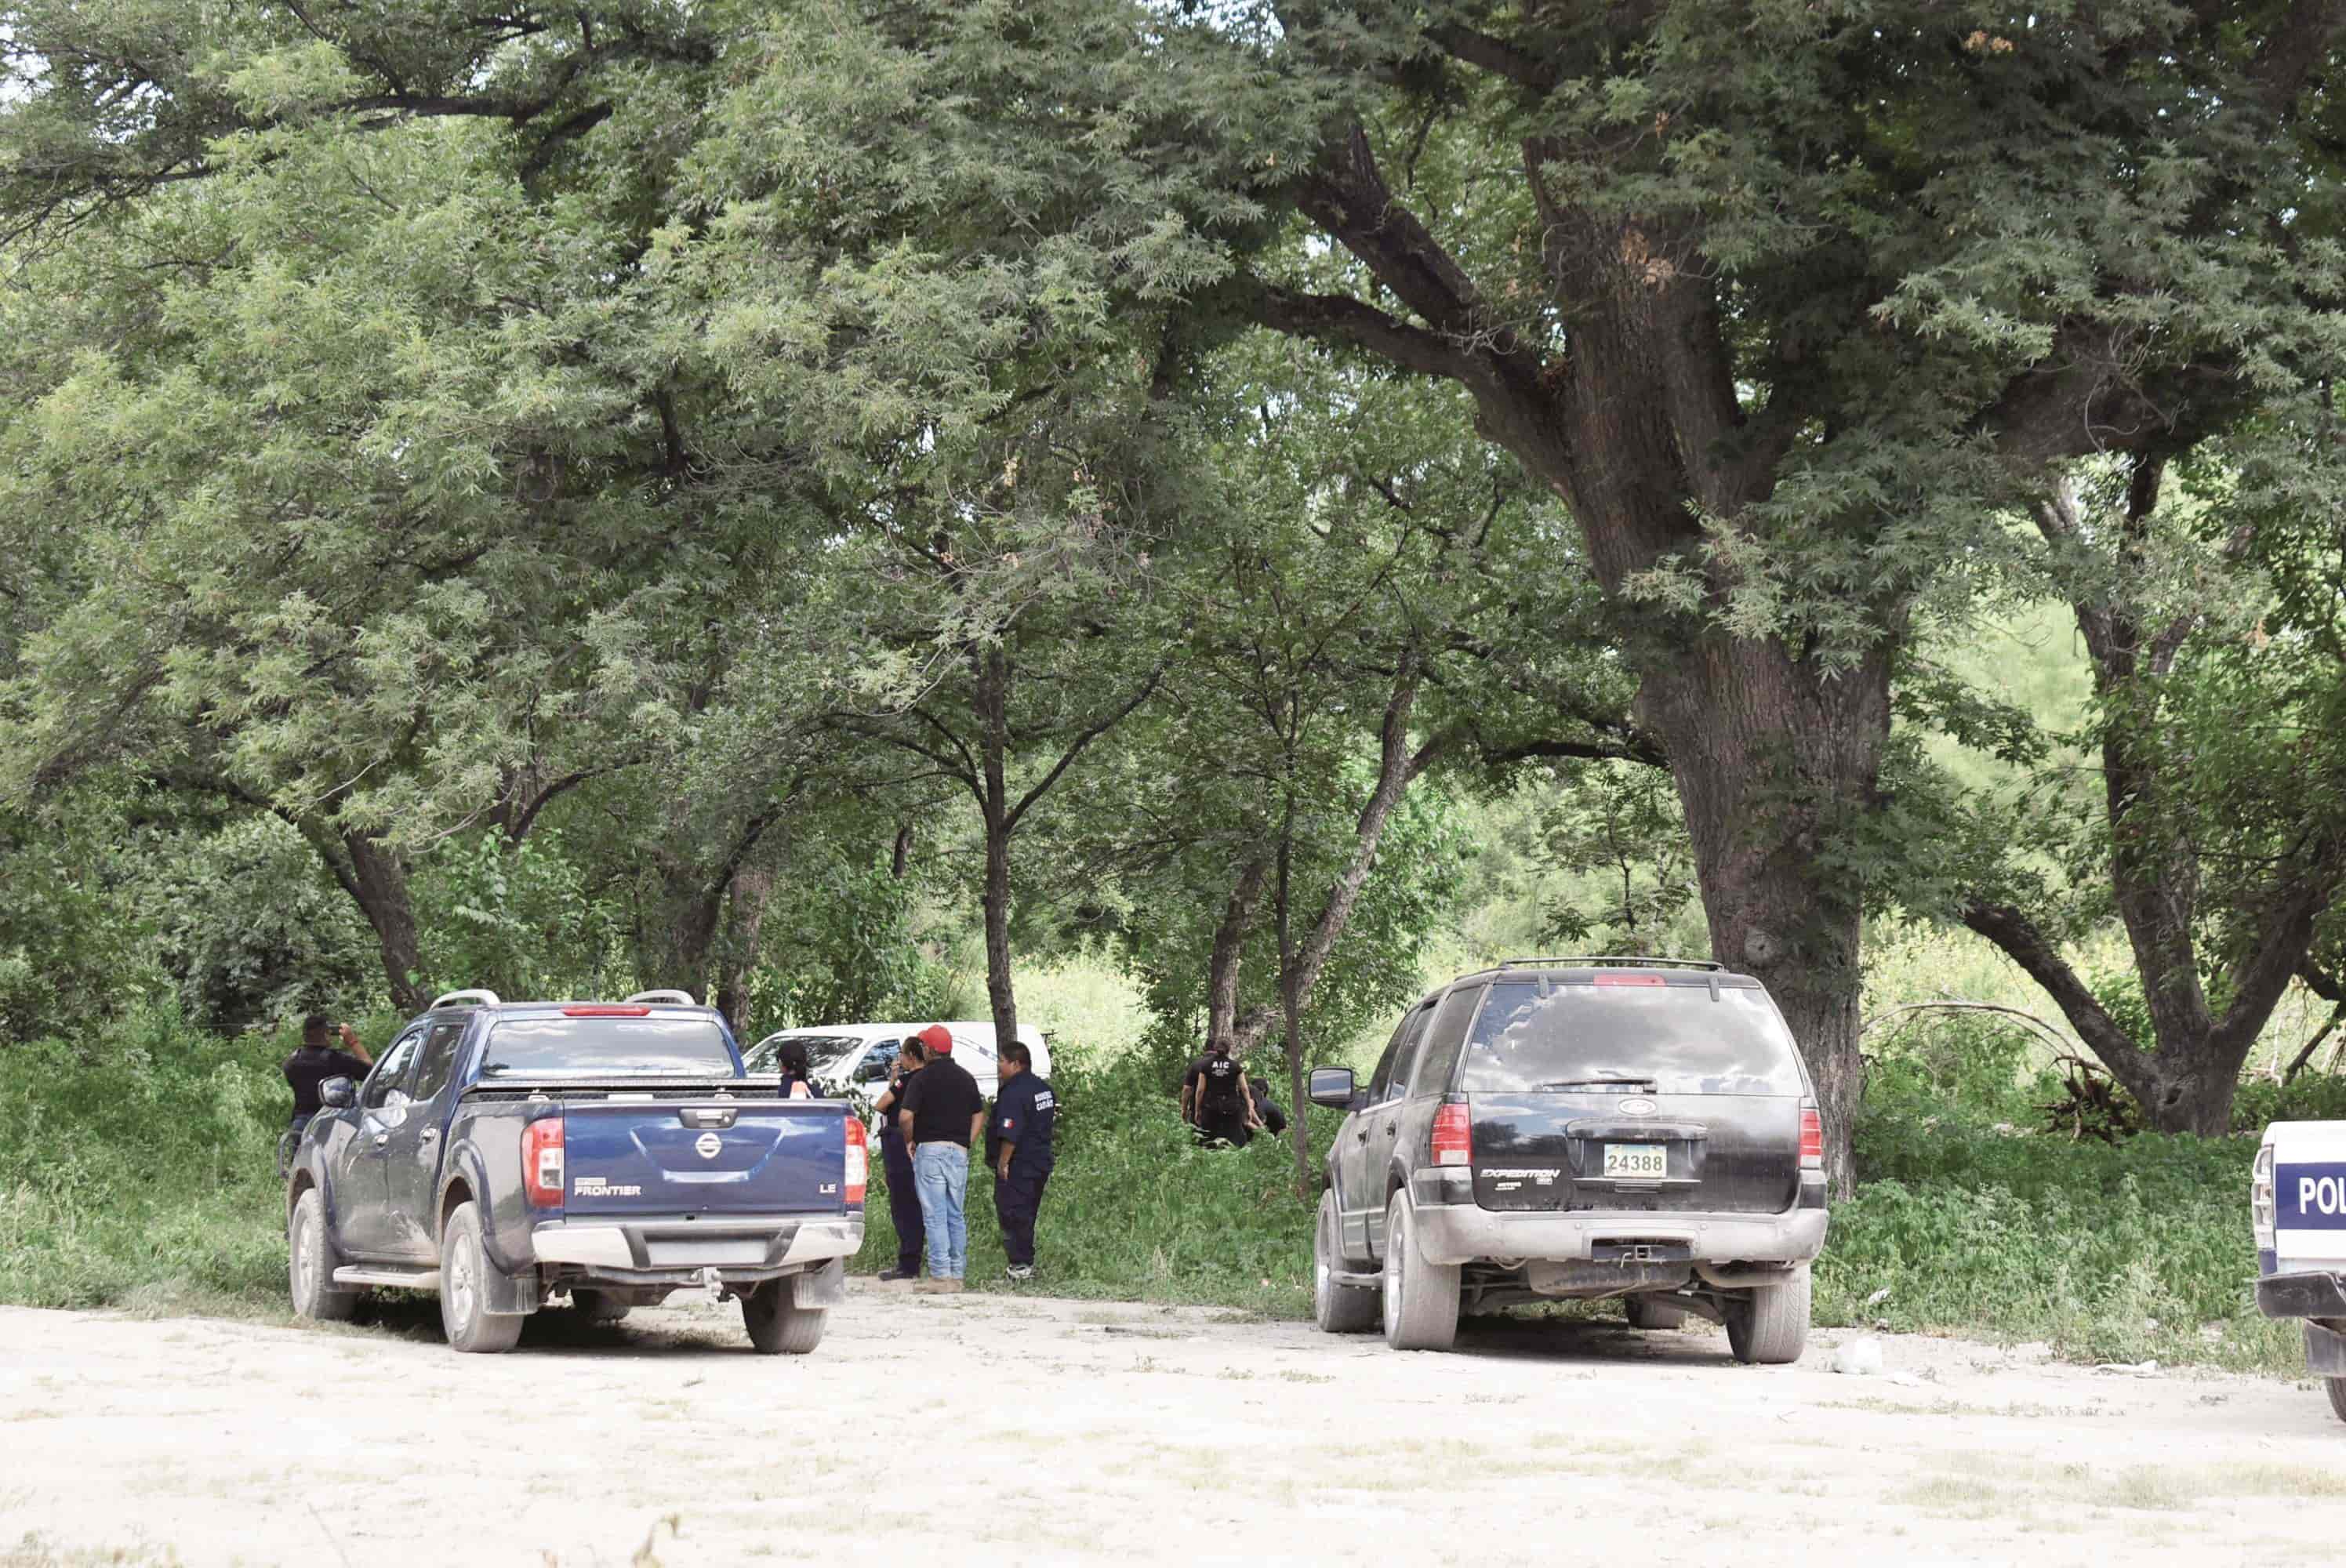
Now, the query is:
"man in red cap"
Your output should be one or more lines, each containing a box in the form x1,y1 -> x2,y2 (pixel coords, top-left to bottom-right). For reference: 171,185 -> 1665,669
895,1023 -> 985,1293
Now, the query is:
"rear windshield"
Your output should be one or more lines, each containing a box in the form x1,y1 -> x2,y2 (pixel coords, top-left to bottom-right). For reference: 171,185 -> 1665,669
744,1033 -> 866,1074
1459,980 -> 1803,1097
479,1017 -> 737,1079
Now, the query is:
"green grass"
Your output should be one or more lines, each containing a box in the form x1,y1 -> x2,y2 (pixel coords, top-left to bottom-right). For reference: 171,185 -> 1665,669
1817,1111 -> 2298,1373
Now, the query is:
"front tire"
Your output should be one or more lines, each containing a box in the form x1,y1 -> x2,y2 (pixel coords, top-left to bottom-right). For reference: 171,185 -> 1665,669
2327,1377 -> 2346,1424
743,1276 -> 828,1355
1625,1295 -> 1687,1330
440,1202 -> 524,1355
288,1189 -> 358,1323
1313,1192 -> 1378,1334
1380,1193 -> 1460,1352
1723,1266 -> 1810,1365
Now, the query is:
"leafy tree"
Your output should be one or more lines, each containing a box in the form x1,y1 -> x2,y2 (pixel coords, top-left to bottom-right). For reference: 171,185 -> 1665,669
1537,760 -> 1701,958
1958,443 -> 2346,1133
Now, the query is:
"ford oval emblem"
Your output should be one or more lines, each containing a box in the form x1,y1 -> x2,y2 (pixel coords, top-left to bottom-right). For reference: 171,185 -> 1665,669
1618,1097 -> 1658,1116
695,1131 -> 723,1160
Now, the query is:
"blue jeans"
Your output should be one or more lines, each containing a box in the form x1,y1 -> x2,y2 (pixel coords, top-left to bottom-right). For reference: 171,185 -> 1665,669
912,1142 -> 969,1279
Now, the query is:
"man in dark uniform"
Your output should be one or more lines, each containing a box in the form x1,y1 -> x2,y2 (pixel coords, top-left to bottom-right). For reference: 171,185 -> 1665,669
1182,1037 -> 1260,1148
986,1040 -> 1055,1282
282,1014 -> 373,1134
870,1036 -> 928,1283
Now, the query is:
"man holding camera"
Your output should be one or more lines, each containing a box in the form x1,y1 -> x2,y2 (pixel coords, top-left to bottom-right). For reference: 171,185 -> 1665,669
282,1013 -> 373,1135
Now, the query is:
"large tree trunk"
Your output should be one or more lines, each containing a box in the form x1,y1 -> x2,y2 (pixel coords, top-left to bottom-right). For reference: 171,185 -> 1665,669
1204,858 -> 1266,1045
645,857 -> 724,1002
713,863 -> 777,1033
339,831 -> 426,1013
1636,635 -> 1890,1195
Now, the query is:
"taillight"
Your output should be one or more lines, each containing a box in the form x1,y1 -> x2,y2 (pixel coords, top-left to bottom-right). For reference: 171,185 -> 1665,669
523,1117 -> 565,1207
2253,1142 -> 2276,1249
1799,1106 -> 1824,1171
1431,1103 -> 1473,1167
843,1113 -> 868,1207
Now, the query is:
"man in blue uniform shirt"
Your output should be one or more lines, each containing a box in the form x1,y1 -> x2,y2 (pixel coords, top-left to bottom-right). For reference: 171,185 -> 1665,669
987,1040 -> 1055,1282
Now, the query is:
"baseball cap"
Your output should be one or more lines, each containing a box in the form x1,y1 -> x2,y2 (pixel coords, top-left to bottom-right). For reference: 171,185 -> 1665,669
917,1024 -> 954,1054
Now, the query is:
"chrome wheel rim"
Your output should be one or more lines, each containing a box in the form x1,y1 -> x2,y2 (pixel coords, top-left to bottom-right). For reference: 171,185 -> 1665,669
449,1236 -> 478,1327
292,1207 -> 314,1305
1382,1207 -> 1403,1338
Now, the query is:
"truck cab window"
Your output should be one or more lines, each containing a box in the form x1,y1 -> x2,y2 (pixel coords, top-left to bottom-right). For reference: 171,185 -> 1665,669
362,1030 -> 425,1111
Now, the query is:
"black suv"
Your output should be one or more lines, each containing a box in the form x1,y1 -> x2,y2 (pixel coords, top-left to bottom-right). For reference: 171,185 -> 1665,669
1306,957 -> 1826,1362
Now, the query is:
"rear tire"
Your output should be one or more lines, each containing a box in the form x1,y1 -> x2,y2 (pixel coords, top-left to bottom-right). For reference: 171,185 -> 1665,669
569,1289 -> 631,1323
1723,1266 -> 1810,1365
440,1202 -> 524,1355
288,1189 -> 358,1323
2328,1377 -> 2346,1424
1380,1193 -> 1459,1352
1625,1295 -> 1687,1330
1313,1192 -> 1378,1334
743,1276 -> 828,1355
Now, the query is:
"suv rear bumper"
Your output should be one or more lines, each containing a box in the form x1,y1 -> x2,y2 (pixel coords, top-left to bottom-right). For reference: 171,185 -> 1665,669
1407,1197 -> 1827,1269
529,1214 -> 862,1279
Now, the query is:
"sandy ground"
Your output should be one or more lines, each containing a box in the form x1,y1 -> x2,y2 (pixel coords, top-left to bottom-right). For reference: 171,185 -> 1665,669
3,1284 -> 2344,1567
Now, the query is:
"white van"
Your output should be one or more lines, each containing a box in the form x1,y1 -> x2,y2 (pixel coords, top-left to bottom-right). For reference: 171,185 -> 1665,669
743,1021 -> 1051,1107
2251,1119 -> 2346,1421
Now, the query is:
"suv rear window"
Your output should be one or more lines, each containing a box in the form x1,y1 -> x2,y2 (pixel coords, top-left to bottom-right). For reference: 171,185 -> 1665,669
1458,979 -> 1803,1096
480,1017 -> 736,1079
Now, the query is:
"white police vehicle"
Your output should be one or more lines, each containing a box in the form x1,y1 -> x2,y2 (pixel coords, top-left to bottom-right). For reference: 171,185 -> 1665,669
2252,1120 -> 2346,1421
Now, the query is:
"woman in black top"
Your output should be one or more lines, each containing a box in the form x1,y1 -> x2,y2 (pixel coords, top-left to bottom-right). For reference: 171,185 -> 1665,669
775,1039 -> 815,1100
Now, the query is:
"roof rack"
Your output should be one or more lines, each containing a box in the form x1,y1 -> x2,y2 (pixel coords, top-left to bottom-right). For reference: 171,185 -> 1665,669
429,989 -> 503,1010
623,989 -> 699,1007
1494,956 -> 1725,972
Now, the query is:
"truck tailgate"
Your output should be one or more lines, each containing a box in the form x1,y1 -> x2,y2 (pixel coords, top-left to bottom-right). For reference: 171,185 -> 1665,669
561,1097 -> 847,1218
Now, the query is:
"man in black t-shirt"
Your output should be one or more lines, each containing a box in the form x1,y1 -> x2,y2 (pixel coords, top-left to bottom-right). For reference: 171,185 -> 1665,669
897,1024 -> 984,1293
1182,1038 -> 1260,1149
281,1014 -> 374,1131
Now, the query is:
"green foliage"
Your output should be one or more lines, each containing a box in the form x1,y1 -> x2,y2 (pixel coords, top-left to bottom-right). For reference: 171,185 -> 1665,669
149,816 -> 382,1035
1820,1114 -> 2293,1373
746,851 -> 966,1031
0,1007 -> 298,1312
1535,761 -> 1701,956
413,830 -> 616,1005
1861,1011 -> 2039,1125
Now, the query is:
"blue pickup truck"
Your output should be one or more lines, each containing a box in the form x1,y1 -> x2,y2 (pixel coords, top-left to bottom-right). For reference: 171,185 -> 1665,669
284,989 -> 865,1354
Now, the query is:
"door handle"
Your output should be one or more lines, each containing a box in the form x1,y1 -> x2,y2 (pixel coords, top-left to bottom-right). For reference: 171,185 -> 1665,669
372,1133 -> 389,1149
419,1127 -> 439,1143
1382,1123 -> 1398,1138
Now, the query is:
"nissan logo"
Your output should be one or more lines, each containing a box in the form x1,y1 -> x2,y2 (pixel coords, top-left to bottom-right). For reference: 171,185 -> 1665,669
694,1131 -> 723,1160
1618,1097 -> 1658,1116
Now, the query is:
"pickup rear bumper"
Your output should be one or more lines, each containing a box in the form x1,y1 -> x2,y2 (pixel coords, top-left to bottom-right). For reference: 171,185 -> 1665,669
529,1214 -> 862,1283
1405,1189 -> 1828,1269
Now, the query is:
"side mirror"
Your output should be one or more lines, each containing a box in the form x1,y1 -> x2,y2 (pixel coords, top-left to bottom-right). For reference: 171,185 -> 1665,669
319,1076 -> 356,1110
1307,1067 -> 1356,1109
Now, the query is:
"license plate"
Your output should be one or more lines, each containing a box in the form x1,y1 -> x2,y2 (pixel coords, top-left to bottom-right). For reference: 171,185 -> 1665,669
1603,1143 -> 1666,1179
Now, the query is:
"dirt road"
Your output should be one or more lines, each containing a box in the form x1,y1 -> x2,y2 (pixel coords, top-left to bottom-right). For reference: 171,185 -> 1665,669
3,1285 -> 2341,1566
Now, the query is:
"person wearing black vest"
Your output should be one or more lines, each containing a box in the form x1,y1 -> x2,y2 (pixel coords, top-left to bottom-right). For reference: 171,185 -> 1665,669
986,1040 -> 1055,1282
870,1036 -> 928,1283
1182,1038 -> 1259,1148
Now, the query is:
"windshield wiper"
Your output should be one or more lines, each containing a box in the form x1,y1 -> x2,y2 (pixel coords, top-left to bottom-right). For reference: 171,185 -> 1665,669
1535,1076 -> 1658,1091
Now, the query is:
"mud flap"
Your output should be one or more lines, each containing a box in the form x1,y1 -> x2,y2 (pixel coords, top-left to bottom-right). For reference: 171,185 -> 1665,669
792,1258 -> 847,1308
2305,1320 -> 2346,1377
481,1259 -> 539,1316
